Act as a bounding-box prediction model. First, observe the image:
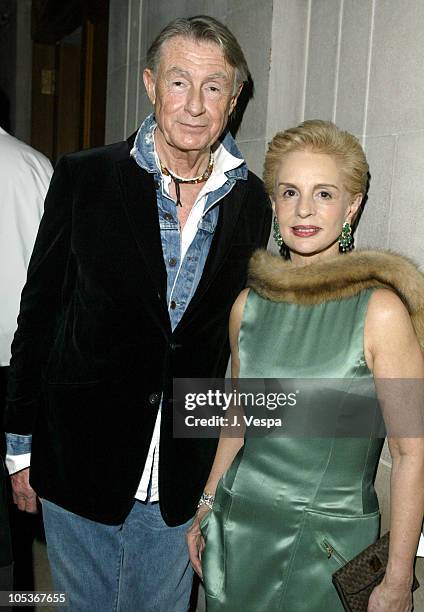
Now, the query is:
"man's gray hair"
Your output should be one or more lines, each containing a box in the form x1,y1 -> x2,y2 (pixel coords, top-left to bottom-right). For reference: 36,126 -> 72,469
146,15 -> 250,92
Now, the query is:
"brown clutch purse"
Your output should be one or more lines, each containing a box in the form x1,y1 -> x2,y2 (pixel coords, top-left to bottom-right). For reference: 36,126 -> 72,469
332,532 -> 420,611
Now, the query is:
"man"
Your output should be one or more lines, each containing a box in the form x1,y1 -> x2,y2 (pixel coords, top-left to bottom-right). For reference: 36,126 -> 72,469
5,15 -> 271,611
0,124 -> 52,595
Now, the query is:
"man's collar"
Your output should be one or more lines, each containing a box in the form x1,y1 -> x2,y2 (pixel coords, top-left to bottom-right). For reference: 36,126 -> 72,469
213,130 -> 248,180
130,113 -> 248,180
130,114 -> 157,173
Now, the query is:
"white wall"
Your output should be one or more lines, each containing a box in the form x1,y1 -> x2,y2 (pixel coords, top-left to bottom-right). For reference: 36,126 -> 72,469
268,0 -> 424,263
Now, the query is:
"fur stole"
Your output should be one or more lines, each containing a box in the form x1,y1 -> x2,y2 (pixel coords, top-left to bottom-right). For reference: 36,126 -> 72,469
248,249 -> 424,348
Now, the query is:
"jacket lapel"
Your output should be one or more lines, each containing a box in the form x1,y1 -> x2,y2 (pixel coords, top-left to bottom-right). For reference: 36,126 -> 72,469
116,154 -> 169,316
176,180 -> 247,330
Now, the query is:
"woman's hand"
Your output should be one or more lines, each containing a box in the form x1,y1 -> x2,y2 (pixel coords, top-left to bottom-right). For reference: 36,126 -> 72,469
368,578 -> 412,612
186,504 -> 211,579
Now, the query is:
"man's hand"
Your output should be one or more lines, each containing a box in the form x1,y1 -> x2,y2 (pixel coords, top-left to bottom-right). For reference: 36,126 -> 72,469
186,505 -> 211,579
10,468 -> 38,513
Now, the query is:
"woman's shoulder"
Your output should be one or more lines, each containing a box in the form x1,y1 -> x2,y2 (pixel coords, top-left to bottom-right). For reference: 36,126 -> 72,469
366,287 -> 408,317
231,288 -> 251,319
364,286 -> 424,375
365,286 -> 419,355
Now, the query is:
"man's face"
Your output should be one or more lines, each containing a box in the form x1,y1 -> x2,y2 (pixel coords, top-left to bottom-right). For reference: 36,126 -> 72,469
143,36 -> 241,155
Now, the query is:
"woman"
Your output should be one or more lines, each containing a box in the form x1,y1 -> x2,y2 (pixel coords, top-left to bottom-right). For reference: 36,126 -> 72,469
187,120 -> 424,611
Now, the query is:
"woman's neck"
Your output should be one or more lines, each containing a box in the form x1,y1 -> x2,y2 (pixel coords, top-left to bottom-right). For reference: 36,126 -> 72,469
289,240 -> 341,266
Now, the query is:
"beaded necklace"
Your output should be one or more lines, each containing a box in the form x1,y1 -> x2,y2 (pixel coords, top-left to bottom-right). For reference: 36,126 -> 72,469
160,150 -> 214,206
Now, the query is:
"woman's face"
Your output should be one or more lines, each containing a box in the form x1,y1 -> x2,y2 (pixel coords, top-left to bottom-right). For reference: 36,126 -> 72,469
272,150 -> 362,265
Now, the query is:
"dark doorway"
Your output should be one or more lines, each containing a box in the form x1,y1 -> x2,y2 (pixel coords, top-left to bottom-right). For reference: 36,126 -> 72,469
30,0 -> 109,162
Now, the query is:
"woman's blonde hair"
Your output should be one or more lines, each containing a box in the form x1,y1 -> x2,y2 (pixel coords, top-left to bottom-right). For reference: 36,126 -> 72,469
263,120 -> 369,198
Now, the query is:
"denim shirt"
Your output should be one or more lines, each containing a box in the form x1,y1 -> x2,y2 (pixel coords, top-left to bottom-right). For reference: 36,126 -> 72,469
131,113 -> 248,331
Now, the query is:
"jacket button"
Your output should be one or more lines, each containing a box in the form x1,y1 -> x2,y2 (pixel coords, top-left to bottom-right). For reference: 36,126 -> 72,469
164,213 -> 174,221
170,343 -> 177,350
148,393 -> 160,404
168,257 -> 177,267
154,180 -> 160,189
170,300 -> 176,310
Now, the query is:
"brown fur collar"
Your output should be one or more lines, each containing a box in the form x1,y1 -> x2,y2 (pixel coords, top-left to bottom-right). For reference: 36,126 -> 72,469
248,249 -> 424,347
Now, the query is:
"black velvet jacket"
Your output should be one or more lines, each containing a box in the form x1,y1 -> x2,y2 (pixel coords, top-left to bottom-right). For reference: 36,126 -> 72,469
5,135 -> 271,526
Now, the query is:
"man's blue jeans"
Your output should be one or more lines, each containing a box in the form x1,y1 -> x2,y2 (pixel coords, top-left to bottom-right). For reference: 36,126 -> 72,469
41,498 -> 193,612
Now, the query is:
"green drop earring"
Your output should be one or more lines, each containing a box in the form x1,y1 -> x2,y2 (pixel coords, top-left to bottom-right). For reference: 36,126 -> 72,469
273,217 -> 290,259
338,221 -> 354,253
273,216 -> 283,248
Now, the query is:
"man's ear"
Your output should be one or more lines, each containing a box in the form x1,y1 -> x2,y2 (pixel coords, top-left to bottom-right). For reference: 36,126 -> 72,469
229,82 -> 243,115
143,69 -> 156,105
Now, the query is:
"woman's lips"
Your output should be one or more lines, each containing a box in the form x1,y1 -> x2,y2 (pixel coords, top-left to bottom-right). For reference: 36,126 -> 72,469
291,225 -> 321,237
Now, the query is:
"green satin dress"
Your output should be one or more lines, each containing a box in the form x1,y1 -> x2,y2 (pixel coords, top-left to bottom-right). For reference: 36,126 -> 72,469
202,287 -> 384,611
